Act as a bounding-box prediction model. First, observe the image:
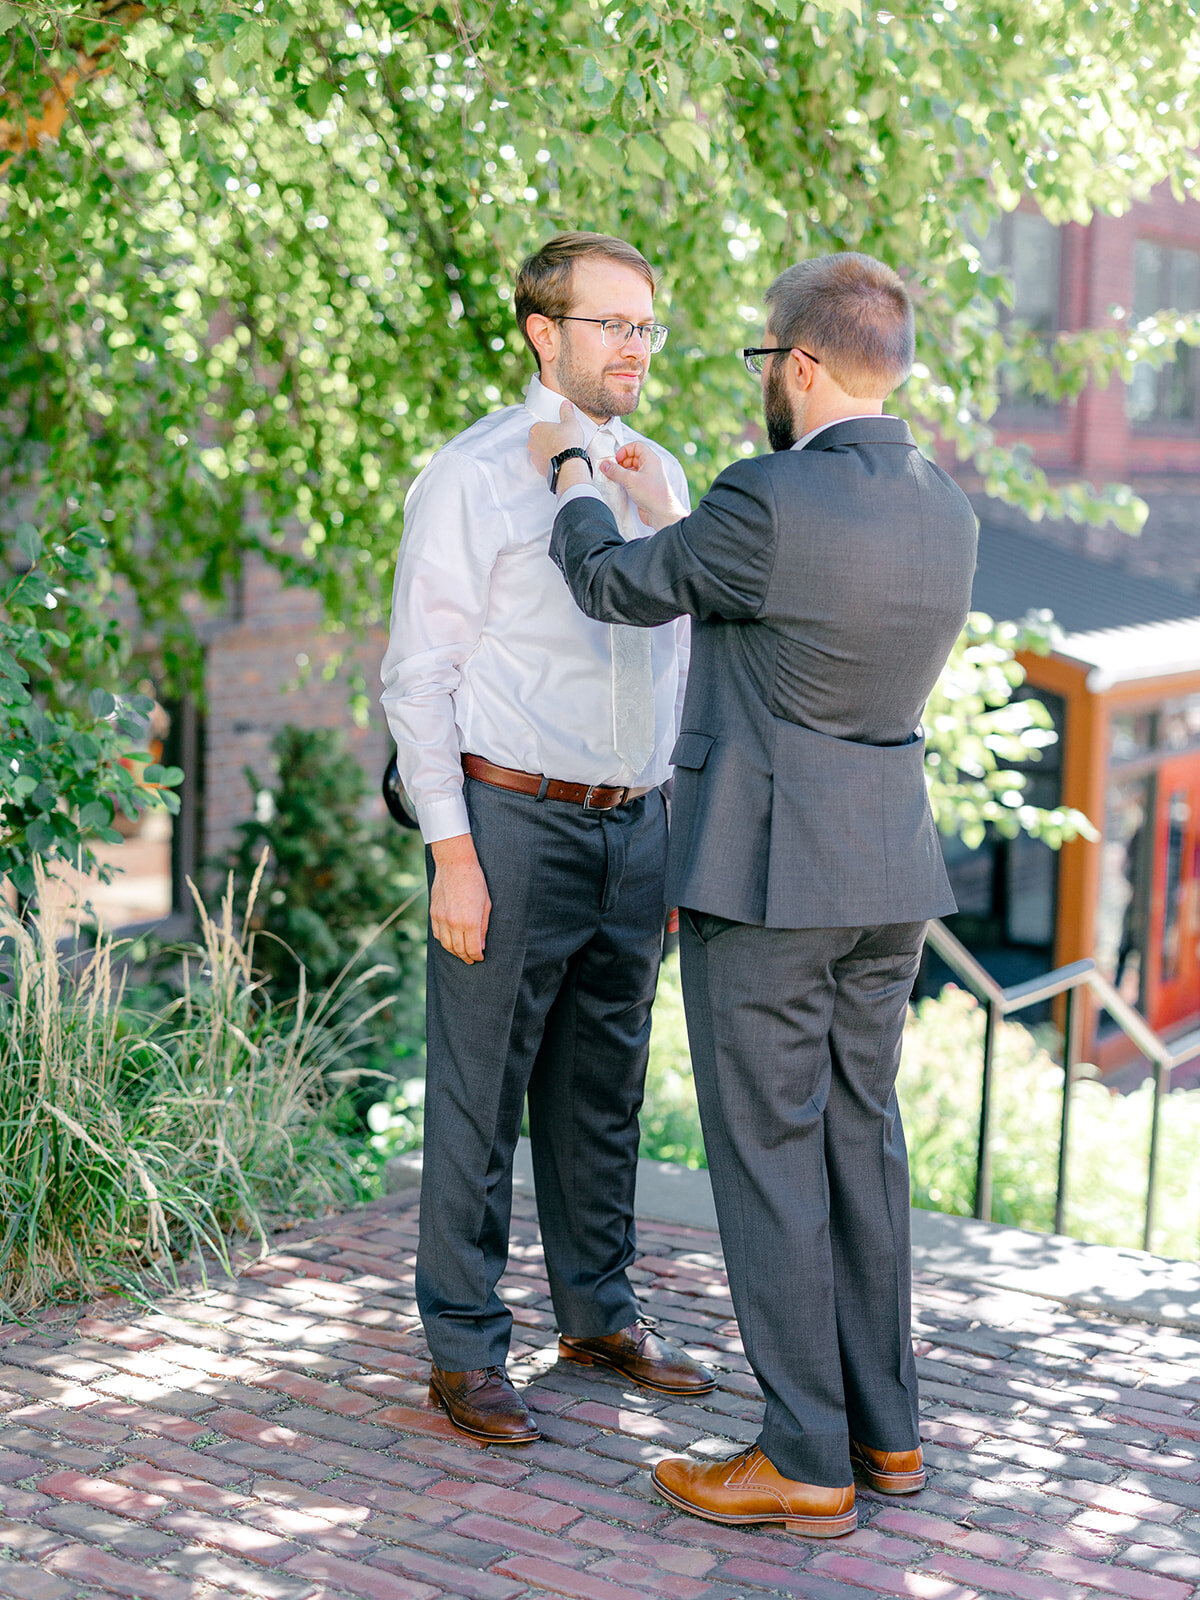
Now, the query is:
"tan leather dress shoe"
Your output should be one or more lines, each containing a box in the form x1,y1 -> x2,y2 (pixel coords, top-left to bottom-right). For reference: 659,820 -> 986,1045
427,1365 -> 540,1444
652,1447 -> 856,1537
850,1439 -> 925,1493
559,1316 -> 716,1395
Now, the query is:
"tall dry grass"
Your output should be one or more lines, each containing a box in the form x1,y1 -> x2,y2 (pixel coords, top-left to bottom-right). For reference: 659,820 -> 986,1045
0,855 -> 390,1315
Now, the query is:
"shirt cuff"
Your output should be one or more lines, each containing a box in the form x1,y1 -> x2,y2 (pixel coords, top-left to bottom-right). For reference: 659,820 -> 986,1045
415,791 -> 472,844
557,483 -> 606,508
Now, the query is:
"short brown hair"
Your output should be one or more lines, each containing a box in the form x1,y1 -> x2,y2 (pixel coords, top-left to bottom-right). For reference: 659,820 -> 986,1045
514,232 -> 657,362
764,253 -> 915,397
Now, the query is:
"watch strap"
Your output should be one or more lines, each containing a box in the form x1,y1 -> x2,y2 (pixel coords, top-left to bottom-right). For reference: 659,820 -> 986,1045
549,446 -> 593,493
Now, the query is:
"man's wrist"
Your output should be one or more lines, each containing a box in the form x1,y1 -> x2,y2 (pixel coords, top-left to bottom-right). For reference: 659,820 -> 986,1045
431,832 -> 478,867
554,456 -> 593,495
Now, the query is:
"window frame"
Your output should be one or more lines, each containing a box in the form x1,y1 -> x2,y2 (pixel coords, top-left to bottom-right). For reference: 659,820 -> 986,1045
1127,237 -> 1200,434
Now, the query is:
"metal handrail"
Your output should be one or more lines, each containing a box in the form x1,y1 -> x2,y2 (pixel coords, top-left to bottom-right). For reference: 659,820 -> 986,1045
924,919 -> 1200,1251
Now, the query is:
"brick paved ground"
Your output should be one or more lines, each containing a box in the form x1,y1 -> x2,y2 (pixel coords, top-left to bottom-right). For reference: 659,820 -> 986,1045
2,1192 -> 1200,1600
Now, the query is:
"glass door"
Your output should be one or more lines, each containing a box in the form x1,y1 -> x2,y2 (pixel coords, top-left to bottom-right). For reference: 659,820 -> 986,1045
1148,753 -> 1200,1034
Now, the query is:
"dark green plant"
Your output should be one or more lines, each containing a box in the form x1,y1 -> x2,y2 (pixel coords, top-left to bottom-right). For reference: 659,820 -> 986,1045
219,725 -> 427,1099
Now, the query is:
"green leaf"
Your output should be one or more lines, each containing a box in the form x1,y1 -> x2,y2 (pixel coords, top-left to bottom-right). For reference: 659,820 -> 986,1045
661,121 -> 700,171
15,523 -> 43,566
89,689 -> 117,719
143,764 -> 184,787
628,134 -> 667,177
78,800 -> 114,829
305,78 -> 334,118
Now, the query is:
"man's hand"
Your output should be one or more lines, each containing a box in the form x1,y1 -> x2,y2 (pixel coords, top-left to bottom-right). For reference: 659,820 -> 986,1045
601,442 -> 687,530
528,401 -> 584,480
430,833 -> 491,964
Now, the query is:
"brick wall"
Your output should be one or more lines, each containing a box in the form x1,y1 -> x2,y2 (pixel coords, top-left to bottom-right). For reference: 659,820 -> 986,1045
951,177 -> 1200,598
202,554 -> 392,866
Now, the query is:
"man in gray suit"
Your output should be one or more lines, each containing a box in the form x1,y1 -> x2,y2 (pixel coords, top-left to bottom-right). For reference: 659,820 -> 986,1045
529,253 -> 977,1536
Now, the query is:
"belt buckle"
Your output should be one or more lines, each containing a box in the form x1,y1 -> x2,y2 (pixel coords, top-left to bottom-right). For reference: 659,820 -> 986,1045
582,784 -> 600,810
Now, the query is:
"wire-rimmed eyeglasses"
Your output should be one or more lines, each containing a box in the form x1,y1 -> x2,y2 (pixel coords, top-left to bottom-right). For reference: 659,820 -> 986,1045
558,316 -> 670,353
742,346 -> 821,376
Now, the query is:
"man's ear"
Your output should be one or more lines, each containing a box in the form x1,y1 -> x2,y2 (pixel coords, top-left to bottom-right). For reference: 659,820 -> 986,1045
791,348 -> 818,391
525,314 -> 559,369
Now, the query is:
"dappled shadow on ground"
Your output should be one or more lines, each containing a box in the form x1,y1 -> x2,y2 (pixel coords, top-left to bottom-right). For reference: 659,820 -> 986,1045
1,1193 -> 1200,1598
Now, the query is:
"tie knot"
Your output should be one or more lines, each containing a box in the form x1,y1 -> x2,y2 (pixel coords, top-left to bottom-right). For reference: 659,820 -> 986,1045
589,428 -> 618,467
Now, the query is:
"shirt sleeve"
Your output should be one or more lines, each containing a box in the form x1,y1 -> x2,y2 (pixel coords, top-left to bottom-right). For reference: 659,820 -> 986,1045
548,455 -> 776,627
666,454 -> 692,730
380,449 -> 506,843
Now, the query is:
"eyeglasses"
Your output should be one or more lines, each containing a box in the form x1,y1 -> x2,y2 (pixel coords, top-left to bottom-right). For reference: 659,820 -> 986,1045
558,316 -> 670,353
742,346 -> 821,376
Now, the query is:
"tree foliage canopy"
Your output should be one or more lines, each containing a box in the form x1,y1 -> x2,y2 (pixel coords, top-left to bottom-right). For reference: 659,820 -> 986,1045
4,0 -> 1199,875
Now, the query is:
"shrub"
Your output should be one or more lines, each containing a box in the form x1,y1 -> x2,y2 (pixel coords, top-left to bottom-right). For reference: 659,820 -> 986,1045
0,860 -> 380,1315
217,726 -> 428,1104
900,986 -> 1200,1260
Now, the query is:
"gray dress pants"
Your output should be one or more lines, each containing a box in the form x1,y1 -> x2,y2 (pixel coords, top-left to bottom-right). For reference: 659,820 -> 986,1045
416,775 -> 667,1371
679,909 -> 925,1487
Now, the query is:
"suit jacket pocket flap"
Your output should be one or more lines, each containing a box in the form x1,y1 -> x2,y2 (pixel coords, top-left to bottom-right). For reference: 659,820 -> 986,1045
670,731 -> 716,769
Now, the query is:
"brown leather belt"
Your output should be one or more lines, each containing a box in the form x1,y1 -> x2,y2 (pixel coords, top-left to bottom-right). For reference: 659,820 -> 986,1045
462,754 -> 651,810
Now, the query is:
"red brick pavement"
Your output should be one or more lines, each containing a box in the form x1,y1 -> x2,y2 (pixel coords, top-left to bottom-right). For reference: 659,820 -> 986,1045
2,1192 -> 1200,1599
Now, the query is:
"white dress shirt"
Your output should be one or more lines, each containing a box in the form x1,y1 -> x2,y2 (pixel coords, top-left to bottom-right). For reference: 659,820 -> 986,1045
380,375 -> 692,843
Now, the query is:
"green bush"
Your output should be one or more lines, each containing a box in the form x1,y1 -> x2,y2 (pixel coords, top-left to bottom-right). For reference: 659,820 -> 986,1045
0,861 -> 378,1315
640,956 -> 1200,1261
217,726 -> 428,1106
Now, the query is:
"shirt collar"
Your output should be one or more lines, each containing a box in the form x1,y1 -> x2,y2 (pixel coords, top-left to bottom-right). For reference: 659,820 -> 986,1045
525,373 -> 629,452
791,414 -> 883,452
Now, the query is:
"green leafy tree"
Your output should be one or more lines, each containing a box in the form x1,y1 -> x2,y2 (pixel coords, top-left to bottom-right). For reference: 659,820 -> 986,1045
5,0 -> 1199,867
1,520 -> 181,898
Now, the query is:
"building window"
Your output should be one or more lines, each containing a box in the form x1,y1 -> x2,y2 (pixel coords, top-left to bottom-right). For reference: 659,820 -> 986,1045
1127,241 -> 1200,427
982,211 -> 1061,417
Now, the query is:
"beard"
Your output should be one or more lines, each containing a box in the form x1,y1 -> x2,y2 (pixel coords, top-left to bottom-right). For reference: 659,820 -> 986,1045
763,358 -> 798,451
556,328 -> 645,418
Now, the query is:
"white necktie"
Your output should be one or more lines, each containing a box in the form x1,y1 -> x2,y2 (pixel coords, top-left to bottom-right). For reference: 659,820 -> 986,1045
589,430 -> 656,775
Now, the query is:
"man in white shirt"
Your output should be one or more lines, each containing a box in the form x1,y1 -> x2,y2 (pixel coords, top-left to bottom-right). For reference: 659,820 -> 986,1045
380,232 -> 714,1444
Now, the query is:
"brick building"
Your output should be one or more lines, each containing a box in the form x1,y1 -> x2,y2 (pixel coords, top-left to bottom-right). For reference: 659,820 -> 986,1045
942,179 -> 1200,1064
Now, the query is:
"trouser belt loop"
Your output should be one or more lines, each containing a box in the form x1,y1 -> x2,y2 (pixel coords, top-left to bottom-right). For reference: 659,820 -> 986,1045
535,774 -> 551,802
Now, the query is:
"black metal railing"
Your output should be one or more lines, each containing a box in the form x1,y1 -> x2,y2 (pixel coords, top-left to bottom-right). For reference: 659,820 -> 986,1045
924,920 -> 1200,1252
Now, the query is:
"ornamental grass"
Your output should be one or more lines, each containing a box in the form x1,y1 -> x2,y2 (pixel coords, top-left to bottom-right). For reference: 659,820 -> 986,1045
0,855 -> 393,1316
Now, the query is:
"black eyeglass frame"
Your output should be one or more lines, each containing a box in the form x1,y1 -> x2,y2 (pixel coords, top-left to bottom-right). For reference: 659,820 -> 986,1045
742,346 -> 822,376
556,315 -> 670,353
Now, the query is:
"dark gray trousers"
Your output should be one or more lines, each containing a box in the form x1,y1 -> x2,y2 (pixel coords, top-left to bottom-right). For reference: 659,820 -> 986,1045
679,910 -> 925,1488
416,776 -> 667,1371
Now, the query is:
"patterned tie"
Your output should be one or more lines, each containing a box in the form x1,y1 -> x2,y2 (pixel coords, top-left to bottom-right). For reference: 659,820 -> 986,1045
589,430 -> 656,774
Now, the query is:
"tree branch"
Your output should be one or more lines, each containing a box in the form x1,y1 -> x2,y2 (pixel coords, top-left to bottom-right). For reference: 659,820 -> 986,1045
0,1 -> 146,170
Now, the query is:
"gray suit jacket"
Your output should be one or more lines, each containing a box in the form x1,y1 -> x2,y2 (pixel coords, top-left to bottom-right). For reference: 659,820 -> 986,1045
550,416 -> 978,929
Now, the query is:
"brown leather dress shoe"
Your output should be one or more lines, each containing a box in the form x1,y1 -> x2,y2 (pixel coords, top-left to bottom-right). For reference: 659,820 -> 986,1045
850,1439 -> 925,1493
558,1317 -> 716,1395
652,1446 -> 856,1537
427,1365 -> 540,1444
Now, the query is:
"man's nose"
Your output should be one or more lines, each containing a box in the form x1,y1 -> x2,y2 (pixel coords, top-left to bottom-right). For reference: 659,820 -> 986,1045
619,326 -> 651,354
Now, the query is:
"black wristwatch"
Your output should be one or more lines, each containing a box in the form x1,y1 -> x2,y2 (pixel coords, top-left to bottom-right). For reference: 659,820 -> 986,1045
548,446 -> 592,494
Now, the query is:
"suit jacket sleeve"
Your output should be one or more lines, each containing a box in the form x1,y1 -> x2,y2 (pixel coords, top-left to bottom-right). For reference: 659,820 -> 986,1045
549,456 -> 777,626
